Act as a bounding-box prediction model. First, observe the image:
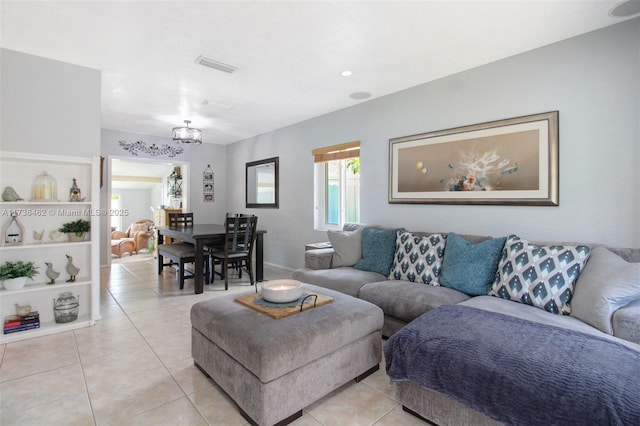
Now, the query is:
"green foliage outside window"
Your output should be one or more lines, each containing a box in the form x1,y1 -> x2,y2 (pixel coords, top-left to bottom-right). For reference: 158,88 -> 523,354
347,158 -> 360,174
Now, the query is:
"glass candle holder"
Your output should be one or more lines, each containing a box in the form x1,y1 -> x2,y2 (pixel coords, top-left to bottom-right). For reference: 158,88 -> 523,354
32,171 -> 57,201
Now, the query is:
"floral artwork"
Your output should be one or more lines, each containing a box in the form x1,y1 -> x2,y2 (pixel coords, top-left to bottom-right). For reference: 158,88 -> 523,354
406,130 -> 537,193
389,112 -> 558,205
443,151 -> 516,191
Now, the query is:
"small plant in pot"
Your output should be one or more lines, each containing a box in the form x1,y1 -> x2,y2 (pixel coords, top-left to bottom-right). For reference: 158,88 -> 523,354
0,260 -> 39,290
59,219 -> 91,242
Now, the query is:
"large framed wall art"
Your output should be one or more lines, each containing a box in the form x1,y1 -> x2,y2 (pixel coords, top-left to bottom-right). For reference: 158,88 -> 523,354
389,111 -> 559,206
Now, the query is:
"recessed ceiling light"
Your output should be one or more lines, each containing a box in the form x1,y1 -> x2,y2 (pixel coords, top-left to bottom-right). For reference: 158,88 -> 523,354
609,0 -> 640,17
350,92 -> 371,100
341,70 -> 353,77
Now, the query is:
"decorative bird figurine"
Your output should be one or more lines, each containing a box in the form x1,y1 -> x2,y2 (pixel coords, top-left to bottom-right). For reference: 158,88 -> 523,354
65,255 -> 80,282
2,186 -> 24,201
45,262 -> 60,284
49,230 -> 63,242
33,230 -> 45,244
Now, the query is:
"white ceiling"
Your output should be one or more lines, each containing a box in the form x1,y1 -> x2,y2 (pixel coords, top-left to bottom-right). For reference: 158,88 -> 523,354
1,1 -> 636,145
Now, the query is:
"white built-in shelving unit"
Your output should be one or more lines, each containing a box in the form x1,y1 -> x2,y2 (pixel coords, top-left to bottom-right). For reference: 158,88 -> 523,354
0,151 -> 101,343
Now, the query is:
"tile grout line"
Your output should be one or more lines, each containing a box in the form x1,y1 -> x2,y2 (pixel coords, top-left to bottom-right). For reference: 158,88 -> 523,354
72,329 -> 98,426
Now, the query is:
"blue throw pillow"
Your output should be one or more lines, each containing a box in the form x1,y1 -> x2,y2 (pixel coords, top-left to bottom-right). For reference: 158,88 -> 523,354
354,227 -> 402,276
440,233 -> 507,296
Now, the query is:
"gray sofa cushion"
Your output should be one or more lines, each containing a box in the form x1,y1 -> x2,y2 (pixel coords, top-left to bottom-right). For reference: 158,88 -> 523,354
359,280 -> 470,324
292,267 -> 385,297
571,246 -> 640,334
460,296 -> 640,350
304,248 -> 333,270
327,228 -> 362,267
612,299 -> 640,345
411,232 -> 490,244
608,247 -> 640,263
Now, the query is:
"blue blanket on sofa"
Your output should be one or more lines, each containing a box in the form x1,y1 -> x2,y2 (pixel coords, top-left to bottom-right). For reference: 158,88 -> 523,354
384,305 -> 640,425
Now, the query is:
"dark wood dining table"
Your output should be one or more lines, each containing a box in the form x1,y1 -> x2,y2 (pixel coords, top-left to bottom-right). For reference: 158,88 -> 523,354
157,224 -> 266,294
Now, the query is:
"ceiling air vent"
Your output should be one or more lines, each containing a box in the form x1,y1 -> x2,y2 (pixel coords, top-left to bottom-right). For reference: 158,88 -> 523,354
195,55 -> 238,73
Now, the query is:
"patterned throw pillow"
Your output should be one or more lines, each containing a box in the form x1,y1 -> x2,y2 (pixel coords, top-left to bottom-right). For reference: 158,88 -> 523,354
489,235 -> 591,315
388,231 -> 447,286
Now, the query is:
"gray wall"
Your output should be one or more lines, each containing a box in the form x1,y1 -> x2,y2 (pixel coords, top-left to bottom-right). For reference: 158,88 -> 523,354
227,18 -> 640,270
1,48 -> 101,156
112,188 -> 154,231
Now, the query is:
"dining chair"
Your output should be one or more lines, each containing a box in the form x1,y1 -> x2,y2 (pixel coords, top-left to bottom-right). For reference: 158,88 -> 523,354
157,212 -> 200,289
209,213 -> 258,291
168,212 -> 193,228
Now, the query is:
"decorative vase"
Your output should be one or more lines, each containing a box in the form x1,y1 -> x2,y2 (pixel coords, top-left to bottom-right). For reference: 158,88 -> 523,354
67,233 -> 86,242
53,292 -> 79,323
3,277 -> 27,290
49,230 -> 64,242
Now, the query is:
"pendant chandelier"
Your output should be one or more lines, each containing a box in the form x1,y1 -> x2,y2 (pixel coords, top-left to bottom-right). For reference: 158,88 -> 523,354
172,120 -> 202,144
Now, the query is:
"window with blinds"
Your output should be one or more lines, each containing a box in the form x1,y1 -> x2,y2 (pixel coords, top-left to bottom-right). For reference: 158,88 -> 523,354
312,141 -> 360,230
312,141 -> 360,162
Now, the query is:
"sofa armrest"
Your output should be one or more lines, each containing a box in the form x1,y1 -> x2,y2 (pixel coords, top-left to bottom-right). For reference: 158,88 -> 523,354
612,298 -> 640,345
111,231 -> 128,240
305,248 -> 334,270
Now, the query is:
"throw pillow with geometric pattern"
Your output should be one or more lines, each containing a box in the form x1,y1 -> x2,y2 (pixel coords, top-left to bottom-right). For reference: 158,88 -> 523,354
388,231 -> 447,286
489,235 -> 591,315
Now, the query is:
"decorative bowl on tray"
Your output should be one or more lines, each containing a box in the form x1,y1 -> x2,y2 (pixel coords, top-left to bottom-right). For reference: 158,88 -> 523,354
260,279 -> 304,303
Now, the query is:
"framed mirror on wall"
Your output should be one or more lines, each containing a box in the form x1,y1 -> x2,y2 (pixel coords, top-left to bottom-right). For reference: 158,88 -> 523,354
246,157 -> 279,208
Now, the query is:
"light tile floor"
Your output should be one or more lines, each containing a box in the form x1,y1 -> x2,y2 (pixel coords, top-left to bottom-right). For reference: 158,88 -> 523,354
0,256 -> 426,426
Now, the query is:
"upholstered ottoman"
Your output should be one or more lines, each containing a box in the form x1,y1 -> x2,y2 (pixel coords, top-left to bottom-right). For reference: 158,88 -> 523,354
190,283 -> 384,426
111,238 -> 135,257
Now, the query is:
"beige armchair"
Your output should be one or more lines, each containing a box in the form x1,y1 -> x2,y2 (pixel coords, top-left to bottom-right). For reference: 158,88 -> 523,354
111,219 -> 154,254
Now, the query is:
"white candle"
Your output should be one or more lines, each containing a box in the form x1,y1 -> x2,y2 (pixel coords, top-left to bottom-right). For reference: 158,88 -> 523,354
272,285 -> 295,291
34,185 -> 43,200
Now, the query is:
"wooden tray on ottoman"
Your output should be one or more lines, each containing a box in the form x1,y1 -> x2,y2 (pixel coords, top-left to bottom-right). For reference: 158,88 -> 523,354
235,292 -> 333,319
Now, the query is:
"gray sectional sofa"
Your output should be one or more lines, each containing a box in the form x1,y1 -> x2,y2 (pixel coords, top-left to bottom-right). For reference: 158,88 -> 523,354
292,224 -> 640,425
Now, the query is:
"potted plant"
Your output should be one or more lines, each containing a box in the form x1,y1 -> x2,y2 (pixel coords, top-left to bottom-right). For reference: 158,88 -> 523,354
0,260 -> 39,290
59,219 -> 91,242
